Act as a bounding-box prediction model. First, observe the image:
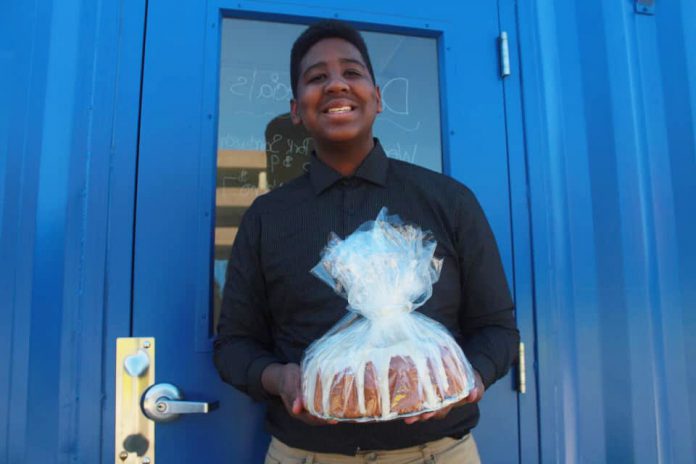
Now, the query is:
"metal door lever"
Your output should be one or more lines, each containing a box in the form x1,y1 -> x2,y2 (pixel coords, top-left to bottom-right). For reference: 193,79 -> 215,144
141,383 -> 219,423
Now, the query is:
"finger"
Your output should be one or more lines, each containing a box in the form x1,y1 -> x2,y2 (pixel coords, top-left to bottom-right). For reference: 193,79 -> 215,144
464,386 -> 479,402
464,387 -> 483,404
292,397 -> 303,415
404,412 -> 432,425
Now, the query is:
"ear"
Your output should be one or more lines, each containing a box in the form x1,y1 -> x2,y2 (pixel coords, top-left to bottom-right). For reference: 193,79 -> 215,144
290,99 -> 302,125
375,86 -> 383,114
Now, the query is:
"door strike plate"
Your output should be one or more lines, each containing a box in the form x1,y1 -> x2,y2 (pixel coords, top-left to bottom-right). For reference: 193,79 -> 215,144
115,337 -> 156,464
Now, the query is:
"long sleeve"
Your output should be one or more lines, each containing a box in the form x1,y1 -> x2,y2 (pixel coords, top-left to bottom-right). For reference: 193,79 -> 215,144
456,189 -> 520,388
213,206 -> 280,402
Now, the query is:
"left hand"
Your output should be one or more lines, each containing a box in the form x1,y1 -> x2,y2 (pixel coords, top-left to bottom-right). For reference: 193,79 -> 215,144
404,370 -> 485,425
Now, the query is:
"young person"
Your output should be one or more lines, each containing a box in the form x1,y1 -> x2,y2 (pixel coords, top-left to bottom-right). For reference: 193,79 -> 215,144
214,20 -> 519,463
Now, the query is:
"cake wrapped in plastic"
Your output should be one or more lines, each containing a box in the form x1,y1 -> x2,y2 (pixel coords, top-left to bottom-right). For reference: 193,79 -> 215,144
301,208 -> 475,422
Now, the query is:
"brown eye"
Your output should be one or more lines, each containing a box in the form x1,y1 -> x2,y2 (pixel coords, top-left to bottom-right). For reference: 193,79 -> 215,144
308,73 -> 326,83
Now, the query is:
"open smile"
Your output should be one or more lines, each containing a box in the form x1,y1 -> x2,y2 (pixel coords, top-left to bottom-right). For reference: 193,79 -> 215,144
325,106 -> 353,114
322,100 -> 357,115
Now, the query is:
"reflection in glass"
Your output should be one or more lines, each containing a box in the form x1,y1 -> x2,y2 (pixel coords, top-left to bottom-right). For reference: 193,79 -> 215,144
213,19 -> 442,332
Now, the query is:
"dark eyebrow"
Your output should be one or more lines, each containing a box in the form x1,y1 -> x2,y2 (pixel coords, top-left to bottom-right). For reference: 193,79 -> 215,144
302,58 -> 367,77
339,58 -> 367,69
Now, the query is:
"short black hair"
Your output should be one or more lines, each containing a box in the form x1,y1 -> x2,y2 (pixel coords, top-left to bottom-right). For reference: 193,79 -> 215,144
290,20 -> 376,97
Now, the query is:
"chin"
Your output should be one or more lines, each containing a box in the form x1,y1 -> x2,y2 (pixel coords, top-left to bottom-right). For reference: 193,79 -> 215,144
319,129 -> 372,145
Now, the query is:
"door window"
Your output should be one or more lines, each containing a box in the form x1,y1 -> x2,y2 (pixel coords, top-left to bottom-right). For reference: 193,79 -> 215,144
213,18 -> 443,330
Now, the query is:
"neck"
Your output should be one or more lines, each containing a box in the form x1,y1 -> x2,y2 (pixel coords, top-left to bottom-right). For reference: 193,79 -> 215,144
315,137 -> 375,177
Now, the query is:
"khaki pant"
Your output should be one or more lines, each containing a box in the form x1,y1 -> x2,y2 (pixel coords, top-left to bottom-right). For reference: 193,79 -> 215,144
265,434 -> 481,464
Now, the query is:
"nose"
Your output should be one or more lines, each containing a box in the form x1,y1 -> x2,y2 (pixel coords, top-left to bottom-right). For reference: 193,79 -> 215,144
325,74 -> 349,93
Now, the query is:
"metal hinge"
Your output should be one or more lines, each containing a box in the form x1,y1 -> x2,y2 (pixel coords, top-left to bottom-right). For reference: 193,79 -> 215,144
518,342 -> 526,394
499,31 -> 511,78
635,0 -> 655,15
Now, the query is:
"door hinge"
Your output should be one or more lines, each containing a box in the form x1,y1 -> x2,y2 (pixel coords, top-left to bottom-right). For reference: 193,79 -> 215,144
499,31 -> 511,78
634,0 -> 655,15
518,341 -> 526,394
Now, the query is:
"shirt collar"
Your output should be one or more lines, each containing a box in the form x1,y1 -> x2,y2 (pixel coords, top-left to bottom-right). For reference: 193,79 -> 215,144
309,138 -> 389,195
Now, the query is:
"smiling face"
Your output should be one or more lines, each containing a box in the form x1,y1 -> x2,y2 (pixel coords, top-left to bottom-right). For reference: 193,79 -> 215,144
290,38 -> 382,149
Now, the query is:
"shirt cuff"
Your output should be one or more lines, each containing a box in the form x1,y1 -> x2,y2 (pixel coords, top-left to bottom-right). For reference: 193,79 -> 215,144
247,355 -> 281,402
465,352 -> 497,389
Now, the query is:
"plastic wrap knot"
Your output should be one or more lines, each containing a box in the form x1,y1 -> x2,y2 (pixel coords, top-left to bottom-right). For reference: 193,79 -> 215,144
311,207 -> 443,320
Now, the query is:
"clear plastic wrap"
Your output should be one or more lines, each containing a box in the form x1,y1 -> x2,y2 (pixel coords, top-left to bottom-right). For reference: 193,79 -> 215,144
301,208 -> 475,422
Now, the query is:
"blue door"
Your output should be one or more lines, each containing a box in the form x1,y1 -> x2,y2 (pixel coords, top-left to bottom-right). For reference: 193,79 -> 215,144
132,0 -> 527,462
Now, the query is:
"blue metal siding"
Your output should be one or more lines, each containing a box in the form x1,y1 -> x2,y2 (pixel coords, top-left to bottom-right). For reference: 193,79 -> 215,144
1,0 -> 695,463
2,1 -> 57,460
0,0 -> 145,462
519,0 -> 696,462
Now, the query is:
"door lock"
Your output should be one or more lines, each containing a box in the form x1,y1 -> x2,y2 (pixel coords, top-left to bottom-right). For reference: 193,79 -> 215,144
115,337 -> 219,463
141,383 -> 219,422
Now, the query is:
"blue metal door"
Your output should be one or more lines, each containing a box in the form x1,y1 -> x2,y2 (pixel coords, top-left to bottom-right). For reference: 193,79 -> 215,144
133,0 -> 526,462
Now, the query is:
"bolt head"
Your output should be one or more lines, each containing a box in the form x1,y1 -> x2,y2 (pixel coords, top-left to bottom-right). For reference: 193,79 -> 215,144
119,451 -> 128,460
142,458 -> 151,464
143,341 -> 151,349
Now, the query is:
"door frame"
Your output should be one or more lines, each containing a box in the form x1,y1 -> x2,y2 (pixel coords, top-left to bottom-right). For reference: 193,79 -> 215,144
497,0 -> 540,462
97,0 -> 149,460
99,1 -> 540,463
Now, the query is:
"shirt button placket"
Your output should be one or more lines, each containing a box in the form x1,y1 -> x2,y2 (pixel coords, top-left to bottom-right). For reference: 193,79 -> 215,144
342,180 -> 355,228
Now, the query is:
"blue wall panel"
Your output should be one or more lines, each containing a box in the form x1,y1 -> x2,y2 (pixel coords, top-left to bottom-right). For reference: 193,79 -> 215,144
0,0 -> 145,462
1,0 -> 54,461
519,0 -> 696,462
1,0 -> 695,462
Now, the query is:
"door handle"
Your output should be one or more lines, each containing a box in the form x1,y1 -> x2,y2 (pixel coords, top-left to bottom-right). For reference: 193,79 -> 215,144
141,383 -> 219,423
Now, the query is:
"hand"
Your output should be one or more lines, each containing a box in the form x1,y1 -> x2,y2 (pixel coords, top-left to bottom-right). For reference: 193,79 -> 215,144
404,370 -> 485,425
261,363 -> 338,426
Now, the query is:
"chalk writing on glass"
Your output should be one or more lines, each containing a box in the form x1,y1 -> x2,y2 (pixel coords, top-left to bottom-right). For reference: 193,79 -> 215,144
222,170 -> 249,187
383,143 -> 418,164
286,137 -> 312,156
219,134 -> 267,151
226,68 -> 292,103
381,77 -> 409,115
269,154 -> 279,173
266,133 -> 284,154
219,185 -> 270,200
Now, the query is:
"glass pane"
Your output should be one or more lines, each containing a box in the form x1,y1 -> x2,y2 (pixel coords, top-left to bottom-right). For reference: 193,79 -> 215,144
213,18 -> 442,331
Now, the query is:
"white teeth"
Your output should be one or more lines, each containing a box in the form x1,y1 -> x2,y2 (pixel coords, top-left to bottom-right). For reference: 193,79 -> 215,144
327,106 -> 352,113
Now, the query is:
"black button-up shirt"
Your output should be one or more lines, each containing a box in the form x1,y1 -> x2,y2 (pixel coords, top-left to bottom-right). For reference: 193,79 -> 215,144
214,139 -> 519,454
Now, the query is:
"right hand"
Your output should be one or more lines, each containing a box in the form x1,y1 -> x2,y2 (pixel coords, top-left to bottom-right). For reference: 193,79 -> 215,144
262,363 -> 338,426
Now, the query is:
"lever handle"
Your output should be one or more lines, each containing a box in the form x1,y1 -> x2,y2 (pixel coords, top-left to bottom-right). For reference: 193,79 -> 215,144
141,383 -> 218,423
156,399 -> 217,414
